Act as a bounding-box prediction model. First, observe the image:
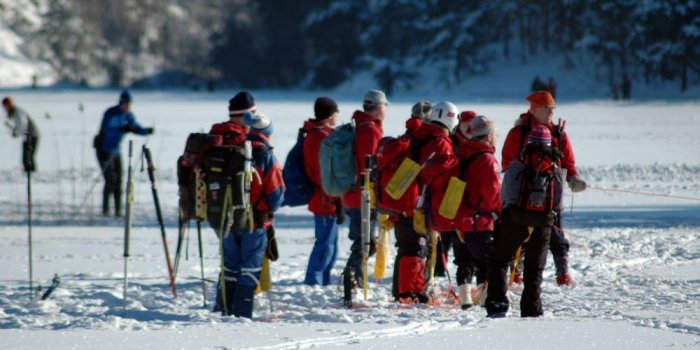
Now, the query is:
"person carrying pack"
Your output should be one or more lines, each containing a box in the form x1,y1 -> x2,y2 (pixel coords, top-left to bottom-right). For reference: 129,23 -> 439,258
336,90 -> 387,293
206,92 -> 284,318
301,97 -> 342,286
447,116 -> 500,309
501,91 -> 586,287
485,125 -> 564,318
386,101 -> 457,303
429,110 -> 477,280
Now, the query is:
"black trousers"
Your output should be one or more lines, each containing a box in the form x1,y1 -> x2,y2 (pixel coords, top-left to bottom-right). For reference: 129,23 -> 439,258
22,136 -> 39,173
391,215 -> 428,298
486,210 -> 552,317
453,231 -> 492,286
97,151 -> 122,216
432,231 -> 453,277
550,214 -> 570,276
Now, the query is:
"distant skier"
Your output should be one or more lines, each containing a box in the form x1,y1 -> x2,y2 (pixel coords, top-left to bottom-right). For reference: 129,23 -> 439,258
2,96 -> 40,173
94,90 -> 153,217
501,91 -> 587,287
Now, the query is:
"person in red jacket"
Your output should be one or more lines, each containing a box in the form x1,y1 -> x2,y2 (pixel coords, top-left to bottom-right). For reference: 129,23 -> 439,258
501,91 -> 586,286
406,100 -> 431,136
393,101 -> 458,303
452,115 -> 500,309
303,97 -> 341,286
341,90 -> 387,286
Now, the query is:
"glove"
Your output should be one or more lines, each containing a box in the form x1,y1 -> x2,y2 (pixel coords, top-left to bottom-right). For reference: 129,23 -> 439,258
145,127 -> 155,135
567,175 -> 587,193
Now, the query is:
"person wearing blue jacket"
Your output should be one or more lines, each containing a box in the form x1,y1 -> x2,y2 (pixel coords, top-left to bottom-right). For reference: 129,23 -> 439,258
95,90 -> 153,217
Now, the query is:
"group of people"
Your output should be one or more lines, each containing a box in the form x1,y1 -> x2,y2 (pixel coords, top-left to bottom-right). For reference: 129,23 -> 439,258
3,88 -> 587,320
296,89 -> 586,318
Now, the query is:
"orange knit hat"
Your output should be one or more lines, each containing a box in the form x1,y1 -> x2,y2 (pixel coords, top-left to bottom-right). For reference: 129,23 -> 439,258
527,91 -> 555,109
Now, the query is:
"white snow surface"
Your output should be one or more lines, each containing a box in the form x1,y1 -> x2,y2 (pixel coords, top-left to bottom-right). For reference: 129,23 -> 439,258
0,91 -> 699,349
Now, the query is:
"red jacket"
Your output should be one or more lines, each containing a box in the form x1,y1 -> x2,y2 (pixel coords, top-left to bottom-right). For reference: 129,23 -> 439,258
302,119 -> 337,216
455,140 -> 501,232
414,122 -> 454,186
405,117 -> 422,136
502,113 -> 578,179
341,111 -> 383,209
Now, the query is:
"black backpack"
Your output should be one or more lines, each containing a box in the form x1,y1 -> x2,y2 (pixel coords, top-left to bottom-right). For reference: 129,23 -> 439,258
200,144 -> 249,233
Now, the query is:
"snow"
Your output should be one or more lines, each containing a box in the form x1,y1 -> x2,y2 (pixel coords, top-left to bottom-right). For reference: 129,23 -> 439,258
0,90 -> 699,349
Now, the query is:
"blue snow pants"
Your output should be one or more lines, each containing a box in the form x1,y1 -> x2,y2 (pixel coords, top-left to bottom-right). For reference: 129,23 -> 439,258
304,215 -> 339,286
222,227 -> 268,287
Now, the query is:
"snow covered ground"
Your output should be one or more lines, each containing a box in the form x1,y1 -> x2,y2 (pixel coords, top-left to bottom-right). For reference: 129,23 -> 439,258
0,91 -> 699,349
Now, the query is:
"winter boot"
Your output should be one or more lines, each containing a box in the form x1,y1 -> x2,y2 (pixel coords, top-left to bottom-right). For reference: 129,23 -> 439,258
458,284 -> 474,310
213,280 -> 237,315
232,284 -> 256,318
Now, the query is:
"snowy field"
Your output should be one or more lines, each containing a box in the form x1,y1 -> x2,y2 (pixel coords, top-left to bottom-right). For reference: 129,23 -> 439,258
0,90 -> 699,349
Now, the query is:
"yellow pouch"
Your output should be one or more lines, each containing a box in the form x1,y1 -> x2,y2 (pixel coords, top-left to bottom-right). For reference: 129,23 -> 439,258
385,158 -> 421,200
438,176 -> 466,219
256,254 -> 272,294
413,208 -> 427,235
373,227 -> 389,279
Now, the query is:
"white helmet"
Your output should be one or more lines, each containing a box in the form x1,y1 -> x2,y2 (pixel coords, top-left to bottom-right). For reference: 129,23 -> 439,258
428,101 -> 459,131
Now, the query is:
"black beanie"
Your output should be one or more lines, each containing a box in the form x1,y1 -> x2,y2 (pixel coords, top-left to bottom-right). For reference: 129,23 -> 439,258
314,97 -> 339,120
228,91 -> 256,116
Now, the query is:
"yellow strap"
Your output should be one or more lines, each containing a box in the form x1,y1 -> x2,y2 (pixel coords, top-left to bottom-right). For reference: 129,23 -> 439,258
508,226 -> 534,289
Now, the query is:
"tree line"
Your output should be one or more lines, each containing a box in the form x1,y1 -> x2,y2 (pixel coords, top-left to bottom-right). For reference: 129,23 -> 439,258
20,0 -> 700,93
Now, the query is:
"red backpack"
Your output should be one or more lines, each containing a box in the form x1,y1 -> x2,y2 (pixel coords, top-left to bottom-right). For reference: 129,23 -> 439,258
374,135 -> 418,215
424,151 -> 490,232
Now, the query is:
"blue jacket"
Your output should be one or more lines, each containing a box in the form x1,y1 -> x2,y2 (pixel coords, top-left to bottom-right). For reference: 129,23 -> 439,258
248,132 -> 285,215
98,106 -> 149,155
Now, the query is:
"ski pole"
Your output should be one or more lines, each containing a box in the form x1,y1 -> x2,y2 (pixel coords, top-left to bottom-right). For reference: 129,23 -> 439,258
142,145 -> 178,297
173,209 -> 186,278
197,220 -> 207,308
26,134 -> 34,300
123,141 -> 134,311
360,155 -> 372,301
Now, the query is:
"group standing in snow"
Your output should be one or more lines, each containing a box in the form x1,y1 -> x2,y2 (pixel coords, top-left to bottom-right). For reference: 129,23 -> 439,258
1,88 -> 588,320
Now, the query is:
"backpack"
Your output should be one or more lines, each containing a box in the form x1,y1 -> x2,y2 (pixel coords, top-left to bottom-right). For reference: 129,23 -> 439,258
177,133 -> 222,220
502,144 -> 563,214
281,127 -> 315,207
424,151 -> 488,232
320,122 -> 359,196
374,134 -> 436,215
200,123 -> 252,233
